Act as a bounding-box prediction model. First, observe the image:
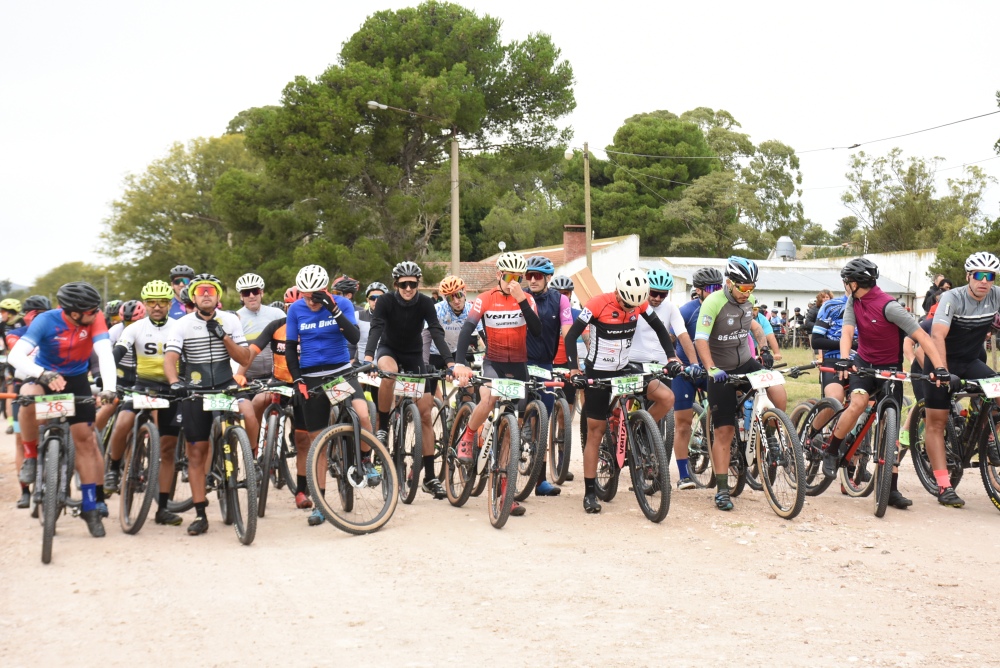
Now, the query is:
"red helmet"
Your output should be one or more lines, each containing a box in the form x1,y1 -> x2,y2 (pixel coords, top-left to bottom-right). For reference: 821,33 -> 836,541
284,286 -> 302,304
119,300 -> 146,322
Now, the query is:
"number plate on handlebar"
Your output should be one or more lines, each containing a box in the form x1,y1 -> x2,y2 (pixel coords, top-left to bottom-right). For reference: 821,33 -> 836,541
491,378 -> 526,399
358,373 -> 380,387
131,394 -> 170,410
35,394 -> 75,419
203,394 -> 237,412
611,375 -> 643,396
394,377 -> 424,398
270,385 -> 296,398
978,377 -> 1000,398
747,369 -> 785,390
322,377 -> 355,405
642,362 -> 664,374
527,365 -> 552,380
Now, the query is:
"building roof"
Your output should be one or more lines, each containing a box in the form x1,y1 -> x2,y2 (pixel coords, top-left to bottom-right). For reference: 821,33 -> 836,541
481,235 -> 633,268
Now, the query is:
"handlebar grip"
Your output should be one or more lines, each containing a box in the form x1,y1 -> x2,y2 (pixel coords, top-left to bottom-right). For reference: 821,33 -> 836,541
542,381 -> 565,388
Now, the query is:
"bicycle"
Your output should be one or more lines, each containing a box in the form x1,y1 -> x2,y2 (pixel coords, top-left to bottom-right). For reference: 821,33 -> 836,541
547,367 -> 576,485
511,367 -> 554,501
116,389 -> 174,534
255,380 -> 298,517
306,363 -> 398,534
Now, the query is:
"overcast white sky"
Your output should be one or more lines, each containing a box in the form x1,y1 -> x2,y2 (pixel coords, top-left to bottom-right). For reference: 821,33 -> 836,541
2,0 -> 998,286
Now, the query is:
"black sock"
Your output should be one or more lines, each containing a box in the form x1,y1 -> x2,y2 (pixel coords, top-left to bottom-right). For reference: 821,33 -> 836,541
297,475 -> 308,495
96,486 -> 105,503
423,457 -> 435,481
891,472 -> 899,492
110,457 -> 121,471
20,484 -> 28,493
377,411 -> 390,432
195,501 -> 207,519
158,492 -> 169,511
828,435 -> 844,455
584,477 -> 596,495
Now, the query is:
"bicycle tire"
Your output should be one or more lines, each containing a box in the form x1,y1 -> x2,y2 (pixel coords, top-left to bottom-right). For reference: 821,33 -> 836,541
873,405 -> 897,518
394,402 -> 422,505
277,410 -> 298,496
443,402 -> 476,507
514,399 -> 547,502
547,397 -> 572,485
42,439 -> 60,564
166,430 -> 194,513
743,405 -> 762,492
628,409 -> 671,522
756,407 -> 806,520
728,435 -> 747,498
839,429 -> 877,498
908,401 -> 963,495
120,421 -> 161,535
798,397 -> 842,497
660,410 -> 674,465
594,430 -> 620,502
978,405 -> 1000,513
687,402 -> 714,488
308,424 -> 399,535
487,412 -> 519,529
256,408 -> 279,518
225,426 -> 258,545
431,396 -> 449,481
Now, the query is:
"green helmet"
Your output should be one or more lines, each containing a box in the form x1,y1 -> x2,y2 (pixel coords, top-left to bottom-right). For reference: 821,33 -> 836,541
141,279 -> 174,301
0,298 -> 21,312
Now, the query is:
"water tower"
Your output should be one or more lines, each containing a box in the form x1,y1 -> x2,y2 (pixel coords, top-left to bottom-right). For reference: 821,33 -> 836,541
775,235 -> 796,261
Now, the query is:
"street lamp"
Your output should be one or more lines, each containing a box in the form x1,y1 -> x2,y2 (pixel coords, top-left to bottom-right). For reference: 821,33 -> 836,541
565,143 -> 593,271
367,100 -> 460,276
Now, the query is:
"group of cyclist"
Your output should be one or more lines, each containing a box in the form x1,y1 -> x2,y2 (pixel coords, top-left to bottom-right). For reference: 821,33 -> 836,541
4,247 -> 1000,538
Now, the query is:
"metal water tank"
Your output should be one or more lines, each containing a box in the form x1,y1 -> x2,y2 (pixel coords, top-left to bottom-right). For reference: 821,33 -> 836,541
775,235 -> 796,260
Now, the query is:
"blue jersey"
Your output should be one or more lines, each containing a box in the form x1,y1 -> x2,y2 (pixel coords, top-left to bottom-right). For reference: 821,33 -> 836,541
754,313 -> 774,336
168,297 -> 187,320
812,295 -> 855,359
20,309 -> 109,377
285,297 -> 356,369
673,299 -> 702,366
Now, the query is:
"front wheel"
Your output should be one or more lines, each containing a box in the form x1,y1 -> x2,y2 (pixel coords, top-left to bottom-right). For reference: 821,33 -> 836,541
487,413 -> 519,529
224,427 -> 258,545
42,439 -> 61,564
977,405 -> 1000,513
628,410 -> 671,522
798,397 -> 843,497
513,399 -> 547,501
872,405 -> 897,518
909,402 -> 963,495
256,407 -> 280,518
687,402 -> 714,488
594,430 -> 620,502
547,397 -> 572,485
166,431 -> 194,513
443,402 -> 476,507
120,421 -> 161,535
393,402 -> 423,505
755,407 -> 805,520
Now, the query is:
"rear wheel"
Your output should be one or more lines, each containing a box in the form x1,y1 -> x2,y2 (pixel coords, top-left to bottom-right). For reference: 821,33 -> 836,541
256,408 -> 279,517
443,402 -> 476,507
728,434 -> 747,498
487,413 -> 519,529
756,407 -> 806,519
120,421 -> 160,535
628,410 -> 671,522
687,402 -> 714,488
431,397 -> 450,481
276,411 -> 298,496
872,405 -> 897,518
909,401 -> 962,495
225,426 -> 257,545
166,431 -> 194,513
594,430 -> 620,502
798,397 -> 842,496
547,397 -> 572,485
513,399 -> 547,501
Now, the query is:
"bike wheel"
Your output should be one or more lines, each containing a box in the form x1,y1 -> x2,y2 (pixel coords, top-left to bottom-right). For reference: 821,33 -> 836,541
909,401 -> 963,495
743,407 -> 762,491
687,402 -> 714,488
277,410 -> 298,496
487,413 -> 519,529
256,407 -> 279,518
393,402 -> 422,505
42,439 -> 60,564
978,405 -> 1000,512
628,410 -> 671,522
594,431 -> 620,502
798,397 -> 842,496
120,421 -> 160,535
756,407 -> 805,520
547,397 -> 572,485
225,426 -> 258,545
872,405 -> 897,518
443,402 -> 476,507
513,399 -> 547,501
166,430 -> 194,513
431,396 -> 449,481
308,424 -> 398,535
728,435 -> 747,498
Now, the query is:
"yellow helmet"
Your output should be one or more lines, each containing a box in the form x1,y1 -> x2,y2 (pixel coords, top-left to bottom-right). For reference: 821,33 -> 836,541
0,298 -> 21,312
141,280 -> 174,301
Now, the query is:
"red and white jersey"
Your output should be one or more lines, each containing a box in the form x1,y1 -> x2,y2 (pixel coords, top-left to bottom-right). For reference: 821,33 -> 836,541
465,288 -> 537,363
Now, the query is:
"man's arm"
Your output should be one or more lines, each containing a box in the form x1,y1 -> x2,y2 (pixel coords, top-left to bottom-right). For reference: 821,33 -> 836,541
163,351 -> 181,384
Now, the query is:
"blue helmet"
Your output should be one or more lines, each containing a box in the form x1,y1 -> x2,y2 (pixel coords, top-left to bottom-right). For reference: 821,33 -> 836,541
646,269 -> 673,291
725,256 -> 759,284
526,255 -> 555,275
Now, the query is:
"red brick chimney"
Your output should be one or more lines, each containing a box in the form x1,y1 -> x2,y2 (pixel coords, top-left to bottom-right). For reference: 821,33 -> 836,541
564,225 -> 586,263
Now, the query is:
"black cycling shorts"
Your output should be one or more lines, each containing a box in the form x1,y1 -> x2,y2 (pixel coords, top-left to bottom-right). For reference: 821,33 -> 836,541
180,389 -> 247,443
583,364 -> 642,422
847,357 -> 904,406
923,357 -> 994,410
32,373 -> 95,425
376,345 -> 431,393
120,382 -> 181,437
293,367 -> 365,433
708,359 -> 763,428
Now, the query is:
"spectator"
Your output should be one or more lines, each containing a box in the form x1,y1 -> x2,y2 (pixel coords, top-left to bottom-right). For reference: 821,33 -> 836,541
803,289 -> 833,339
921,274 -> 946,315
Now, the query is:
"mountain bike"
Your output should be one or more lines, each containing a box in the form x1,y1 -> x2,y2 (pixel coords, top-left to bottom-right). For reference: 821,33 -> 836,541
255,381 -> 297,517
511,367 -> 554,501
116,389 -> 174,534
306,363 -> 398,534
547,368 -> 576,485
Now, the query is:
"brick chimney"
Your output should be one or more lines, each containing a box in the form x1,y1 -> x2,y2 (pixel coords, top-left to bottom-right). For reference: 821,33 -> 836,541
564,225 -> 586,263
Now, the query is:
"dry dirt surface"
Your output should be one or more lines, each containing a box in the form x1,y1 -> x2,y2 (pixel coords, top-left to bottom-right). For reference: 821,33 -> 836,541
2,427 -> 1000,667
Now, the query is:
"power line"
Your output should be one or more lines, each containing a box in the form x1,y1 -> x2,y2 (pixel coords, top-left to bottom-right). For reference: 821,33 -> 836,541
603,155 -> 679,205
798,110 -> 1000,154
800,155 -> 1000,191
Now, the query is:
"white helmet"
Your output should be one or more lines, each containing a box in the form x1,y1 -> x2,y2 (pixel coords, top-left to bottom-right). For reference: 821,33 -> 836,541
295,264 -> 329,292
615,268 -> 649,308
965,252 -> 1000,273
236,273 -> 265,291
496,251 -> 527,273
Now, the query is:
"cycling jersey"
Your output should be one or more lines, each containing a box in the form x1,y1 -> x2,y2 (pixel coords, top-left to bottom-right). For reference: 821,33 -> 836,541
18,309 -> 109,377
631,299 -> 685,363
251,318 -> 292,383
843,286 -> 917,366
115,317 -> 179,385
553,306 -> 582,365
165,311 -> 247,388
753,313 -> 773,336
286,297 -> 356,370
462,288 -> 538,363
365,292 -> 451,361
694,290 -> 756,370
672,299 -> 702,366
237,304 -> 286,378
168,297 -> 187,320
932,285 -> 1000,364
568,292 -> 674,372
526,290 -> 572,363
430,300 -> 472,355
811,295 -> 856,360
4,323 -> 37,380
109,322 -> 137,375
356,306 -> 373,362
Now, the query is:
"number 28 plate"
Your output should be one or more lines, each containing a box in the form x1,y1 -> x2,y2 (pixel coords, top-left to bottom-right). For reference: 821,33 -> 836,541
747,369 -> 785,390
35,394 -> 75,419
978,377 -> 1000,398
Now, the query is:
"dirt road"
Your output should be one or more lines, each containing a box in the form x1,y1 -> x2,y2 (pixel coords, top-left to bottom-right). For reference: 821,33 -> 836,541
1,428 -> 998,667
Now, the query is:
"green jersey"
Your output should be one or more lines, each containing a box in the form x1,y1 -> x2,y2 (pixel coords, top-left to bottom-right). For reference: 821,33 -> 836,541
694,289 -> 757,370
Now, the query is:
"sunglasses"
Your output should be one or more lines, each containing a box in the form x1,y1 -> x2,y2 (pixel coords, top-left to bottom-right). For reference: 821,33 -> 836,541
81,308 -> 100,316
368,294 -> 383,302
501,272 -> 523,283
240,288 -> 262,297
447,292 -> 465,301
397,281 -> 419,291
703,283 -> 722,294
144,299 -> 171,307
193,284 -> 218,297
971,271 -> 996,282
733,283 -> 755,294
525,271 -> 546,281
649,290 -> 668,299
172,277 -> 190,286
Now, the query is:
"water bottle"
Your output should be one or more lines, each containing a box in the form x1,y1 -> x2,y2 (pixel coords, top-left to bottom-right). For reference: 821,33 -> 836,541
742,398 -> 753,436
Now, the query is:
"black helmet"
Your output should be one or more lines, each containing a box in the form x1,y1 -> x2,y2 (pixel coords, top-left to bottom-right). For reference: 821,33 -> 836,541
57,282 -> 102,313
170,264 -> 195,279
333,276 -> 360,294
23,295 -> 51,312
840,258 -> 879,288
179,287 -> 193,306
692,267 -> 724,288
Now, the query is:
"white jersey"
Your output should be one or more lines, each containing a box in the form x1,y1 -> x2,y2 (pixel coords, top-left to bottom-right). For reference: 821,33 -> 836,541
165,311 -> 246,388
116,317 -> 180,385
630,300 -> 685,363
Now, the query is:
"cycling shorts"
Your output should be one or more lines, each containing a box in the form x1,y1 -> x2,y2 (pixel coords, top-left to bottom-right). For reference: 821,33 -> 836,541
583,364 -> 642,422
375,345 -> 431,393
708,359 -> 762,428
847,357 -> 903,406
293,366 -> 365,434
30,373 -> 95,425
120,383 -> 181,438
180,389 -> 245,443
671,373 -> 707,412
923,357 -> 994,411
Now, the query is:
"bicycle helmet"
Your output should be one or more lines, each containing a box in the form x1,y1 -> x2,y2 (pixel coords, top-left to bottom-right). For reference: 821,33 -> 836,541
268,301 -> 286,311
284,286 -> 302,304
169,264 -> 195,279
295,265 -> 329,292
692,267 -> 724,288
615,268 -> 649,308
189,273 -> 223,295
104,299 -> 122,321
0,298 -> 20,312
646,269 -> 674,291
392,261 -> 422,279
439,275 -> 466,296
550,275 -> 574,291
119,300 -> 146,322
58,282 -> 103,313
964,251 -> 1000,273
179,287 -> 193,306
526,255 -> 555,275
333,276 -> 360,294
235,272 -> 265,291
22,295 -> 51,312
840,258 -> 879,287
365,281 -> 388,297
496,251 -> 527,273
140,280 -> 174,301
725,256 -> 759,284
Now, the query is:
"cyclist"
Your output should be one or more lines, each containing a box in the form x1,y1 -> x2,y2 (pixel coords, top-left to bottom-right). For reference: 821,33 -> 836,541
104,280 -> 185,526
562,268 -> 681,514
234,272 -> 286,444
7,282 -> 117,537
356,282 -> 387,365
104,300 -> 123,328
549,274 -> 585,483
668,267 -> 722,490
95,300 -> 146,433
0,298 -> 22,339
693,257 -> 781,512
821,259 -> 947,504
331,276 -> 361,360
168,265 -> 196,319
922,252 -> 1000,508
751,305 -> 783,361
163,273 -> 254,536
451,252 -> 541,516
178,286 -> 195,315
423,275 -> 476,399
365,261 -> 456,501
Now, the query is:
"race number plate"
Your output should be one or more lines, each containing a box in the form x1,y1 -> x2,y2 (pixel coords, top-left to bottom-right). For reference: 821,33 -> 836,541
394,376 -> 424,398
978,377 -> 1000,398
491,378 -> 526,400
322,378 -> 355,405
35,394 -> 75,419
270,385 -> 296,398
552,367 -> 570,375
473,353 -> 484,368
747,369 -> 785,390
642,362 -> 664,374
203,394 -> 237,412
527,365 -> 552,380
611,375 -> 643,396
358,373 -> 380,387
132,394 -> 170,410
